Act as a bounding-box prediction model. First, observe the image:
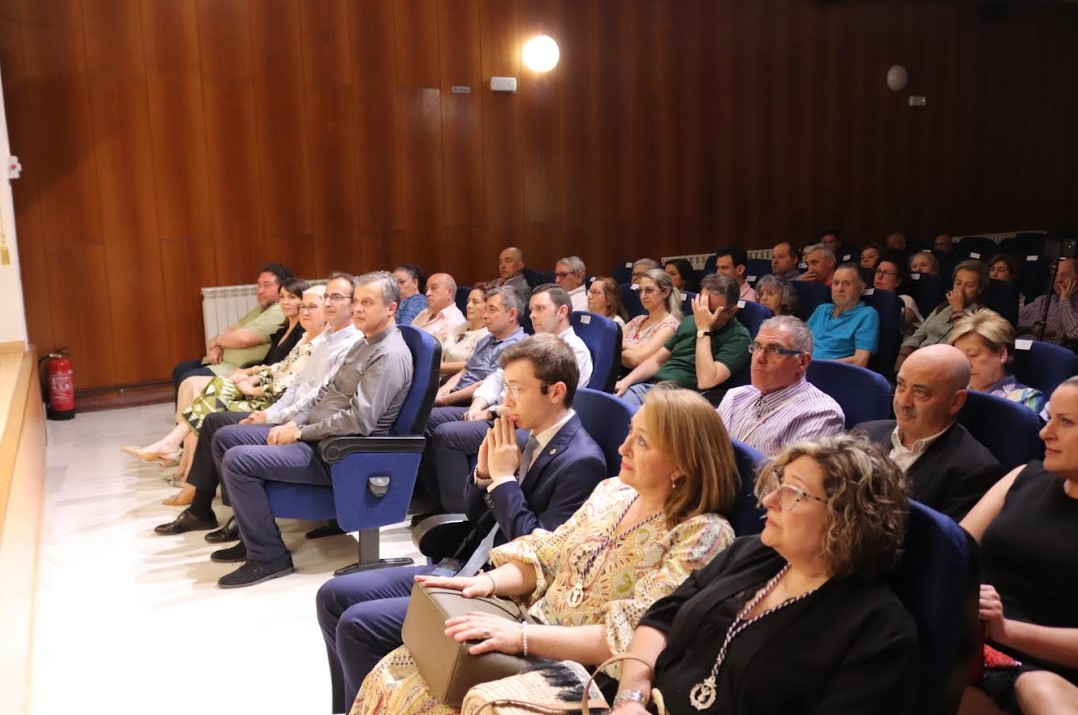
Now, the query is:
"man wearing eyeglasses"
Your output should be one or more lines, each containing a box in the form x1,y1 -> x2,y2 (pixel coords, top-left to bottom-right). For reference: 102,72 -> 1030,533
717,316 -> 844,456
154,273 -> 361,543
615,273 -> 750,406
554,256 -> 588,311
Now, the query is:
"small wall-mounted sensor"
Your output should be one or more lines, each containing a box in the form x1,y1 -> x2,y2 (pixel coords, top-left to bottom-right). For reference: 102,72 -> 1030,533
908,95 -> 927,107
490,77 -> 518,92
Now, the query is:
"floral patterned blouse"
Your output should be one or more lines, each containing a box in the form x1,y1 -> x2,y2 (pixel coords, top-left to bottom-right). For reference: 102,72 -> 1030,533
622,312 -> 680,349
352,478 -> 734,715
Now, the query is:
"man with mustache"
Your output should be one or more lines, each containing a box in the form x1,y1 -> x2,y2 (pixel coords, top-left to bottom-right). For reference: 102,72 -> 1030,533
855,343 -> 1003,520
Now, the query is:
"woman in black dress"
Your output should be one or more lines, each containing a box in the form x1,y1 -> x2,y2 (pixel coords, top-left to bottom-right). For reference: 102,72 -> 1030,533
607,433 -> 917,714
959,376 -> 1078,715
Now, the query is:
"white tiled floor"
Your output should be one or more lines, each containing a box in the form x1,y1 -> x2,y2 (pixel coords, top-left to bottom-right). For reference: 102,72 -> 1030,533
32,404 -> 420,715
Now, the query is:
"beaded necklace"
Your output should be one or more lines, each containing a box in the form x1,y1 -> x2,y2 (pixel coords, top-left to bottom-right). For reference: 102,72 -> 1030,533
565,495 -> 664,608
689,564 -> 823,711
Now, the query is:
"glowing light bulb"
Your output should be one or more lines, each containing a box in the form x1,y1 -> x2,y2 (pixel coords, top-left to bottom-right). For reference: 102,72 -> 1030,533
523,35 -> 559,73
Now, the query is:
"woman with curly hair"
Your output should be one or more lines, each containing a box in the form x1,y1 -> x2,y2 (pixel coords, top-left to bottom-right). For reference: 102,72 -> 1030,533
609,433 -> 918,714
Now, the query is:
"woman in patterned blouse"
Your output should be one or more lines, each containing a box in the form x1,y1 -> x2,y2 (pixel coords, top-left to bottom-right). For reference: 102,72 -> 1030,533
350,387 -> 740,715
621,269 -> 682,370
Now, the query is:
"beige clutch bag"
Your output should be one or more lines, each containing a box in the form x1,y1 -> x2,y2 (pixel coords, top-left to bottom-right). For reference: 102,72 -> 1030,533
401,583 -> 536,707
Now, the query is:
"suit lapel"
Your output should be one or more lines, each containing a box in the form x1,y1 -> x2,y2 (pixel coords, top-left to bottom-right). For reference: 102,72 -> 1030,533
519,416 -> 581,493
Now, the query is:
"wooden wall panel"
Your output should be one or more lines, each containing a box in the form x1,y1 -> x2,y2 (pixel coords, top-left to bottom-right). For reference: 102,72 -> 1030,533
3,0 -> 1078,390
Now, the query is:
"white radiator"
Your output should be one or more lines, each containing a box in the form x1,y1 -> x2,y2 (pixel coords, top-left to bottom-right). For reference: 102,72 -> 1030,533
201,278 -> 328,341
201,285 -> 259,343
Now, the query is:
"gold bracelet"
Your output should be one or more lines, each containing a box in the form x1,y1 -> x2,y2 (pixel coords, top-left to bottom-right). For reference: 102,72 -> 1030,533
519,622 -> 528,657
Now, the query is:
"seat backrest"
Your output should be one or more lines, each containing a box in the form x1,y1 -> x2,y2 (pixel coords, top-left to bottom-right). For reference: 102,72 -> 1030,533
680,291 -> 697,318
729,439 -> 766,536
392,326 -> 442,436
734,299 -> 772,339
890,501 -> 981,715
955,236 -> 997,261
806,359 -> 892,428
573,387 -> 636,475
862,288 -> 902,380
618,283 -> 647,318
957,390 -> 1045,470
612,260 -> 634,285
904,272 -> 946,318
1011,340 -> 1078,398
1019,256 -> 1052,301
454,285 -> 473,315
1012,232 -> 1047,257
791,281 -> 831,321
701,253 -> 718,276
570,311 -> 622,393
523,268 -> 556,287
745,258 -> 772,286
984,279 -> 1020,326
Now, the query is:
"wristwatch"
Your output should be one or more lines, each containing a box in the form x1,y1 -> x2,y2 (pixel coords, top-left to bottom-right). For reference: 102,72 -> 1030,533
696,329 -> 712,338
612,689 -> 648,708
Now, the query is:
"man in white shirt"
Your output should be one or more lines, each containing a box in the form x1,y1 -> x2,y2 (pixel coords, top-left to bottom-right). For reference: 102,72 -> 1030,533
410,272 -> 466,342
426,285 -> 593,514
554,256 -> 589,312
855,344 -> 1003,520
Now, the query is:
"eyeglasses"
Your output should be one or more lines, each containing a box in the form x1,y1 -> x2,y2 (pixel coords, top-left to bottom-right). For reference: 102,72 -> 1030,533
299,304 -> 321,312
875,268 -> 896,277
631,271 -> 647,280
638,286 -> 661,296
505,382 -> 551,400
747,342 -> 802,358
755,474 -> 827,512
554,271 -> 572,279
587,289 -> 605,297
324,293 -> 354,304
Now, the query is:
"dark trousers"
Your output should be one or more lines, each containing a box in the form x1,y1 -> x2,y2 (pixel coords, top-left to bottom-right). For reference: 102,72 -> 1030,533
172,358 -> 214,397
216,424 -> 332,561
187,411 -> 247,517
417,406 -> 467,511
315,564 -> 435,713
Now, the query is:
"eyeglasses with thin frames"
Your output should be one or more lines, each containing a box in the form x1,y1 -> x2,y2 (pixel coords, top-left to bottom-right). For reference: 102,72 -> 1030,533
324,293 -> 354,304
298,304 -> 321,312
505,382 -> 551,400
755,474 -> 828,512
747,342 -> 802,358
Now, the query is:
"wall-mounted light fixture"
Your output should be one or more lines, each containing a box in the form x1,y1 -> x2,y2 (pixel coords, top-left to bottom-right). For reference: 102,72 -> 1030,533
523,35 -> 560,72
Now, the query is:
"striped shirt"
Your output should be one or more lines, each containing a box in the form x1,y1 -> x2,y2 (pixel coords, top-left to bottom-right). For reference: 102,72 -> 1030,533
1018,293 -> 1078,346
717,379 -> 845,457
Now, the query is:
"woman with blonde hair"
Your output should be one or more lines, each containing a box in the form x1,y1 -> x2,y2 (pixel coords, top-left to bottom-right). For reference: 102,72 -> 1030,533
621,269 -> 681,369
611,433 -> 917,714
349,387 -> 739,715
949,309 -> 1045,414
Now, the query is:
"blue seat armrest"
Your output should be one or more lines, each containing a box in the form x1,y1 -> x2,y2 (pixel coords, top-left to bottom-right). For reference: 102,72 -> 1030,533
318,435 -> 426,463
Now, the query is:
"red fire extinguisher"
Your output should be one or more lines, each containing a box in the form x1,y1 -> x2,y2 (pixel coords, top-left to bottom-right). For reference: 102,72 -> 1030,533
40,349 -> 76,421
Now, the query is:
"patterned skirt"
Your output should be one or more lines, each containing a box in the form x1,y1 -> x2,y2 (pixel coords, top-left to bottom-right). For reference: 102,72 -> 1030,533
181,374 -> 275,433
351,647 -> 459,715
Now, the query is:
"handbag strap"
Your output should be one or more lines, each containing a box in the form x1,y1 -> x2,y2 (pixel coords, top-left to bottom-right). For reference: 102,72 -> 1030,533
471,694 -> 609,715
581,654 -> 666,715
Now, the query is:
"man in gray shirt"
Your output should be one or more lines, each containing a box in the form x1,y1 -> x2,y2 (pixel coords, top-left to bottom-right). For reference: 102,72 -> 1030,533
203,271 -> 414,588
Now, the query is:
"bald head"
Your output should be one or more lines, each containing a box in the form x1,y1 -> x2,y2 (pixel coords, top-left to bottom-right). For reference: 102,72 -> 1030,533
893,344 -> 970,445
425,272 -> 456,313
498,247 -> 525,280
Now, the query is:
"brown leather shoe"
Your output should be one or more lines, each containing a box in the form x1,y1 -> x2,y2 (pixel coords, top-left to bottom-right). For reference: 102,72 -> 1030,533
154,508 -> 218,535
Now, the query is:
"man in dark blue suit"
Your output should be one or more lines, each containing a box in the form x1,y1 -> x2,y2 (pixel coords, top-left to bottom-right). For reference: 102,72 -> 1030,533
314,334 -> 607,713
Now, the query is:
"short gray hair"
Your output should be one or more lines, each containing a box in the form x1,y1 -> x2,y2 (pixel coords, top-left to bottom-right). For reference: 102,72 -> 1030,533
355,270 -> 400,306
760,315 -> 814,354
699,272 -> 739,309
486,285 -> 523,316
835,262 -> 864,286
557,256 -> 586,276
803,243 -> 836,264
633,258 -> 659,273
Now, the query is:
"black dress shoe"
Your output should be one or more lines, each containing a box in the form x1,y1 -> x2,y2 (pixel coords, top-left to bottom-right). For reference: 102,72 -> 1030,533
217,554 -> 294,589
205,516 -> 240,543
305,520 -> 345,539
154,508 -> 218,535
210,542 -> 247,563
